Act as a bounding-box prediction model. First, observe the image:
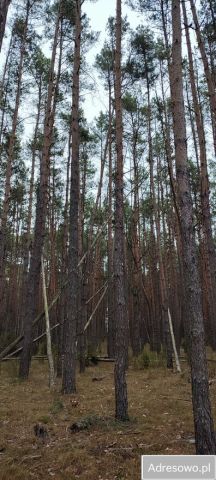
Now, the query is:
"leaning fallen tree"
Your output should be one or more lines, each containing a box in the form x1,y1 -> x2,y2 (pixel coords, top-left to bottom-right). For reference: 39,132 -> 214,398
0,222 -> 108,361
0,280 -> 109,361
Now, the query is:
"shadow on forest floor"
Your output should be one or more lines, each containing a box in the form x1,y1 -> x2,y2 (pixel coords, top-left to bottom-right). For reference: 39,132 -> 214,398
1,357 -> 216,480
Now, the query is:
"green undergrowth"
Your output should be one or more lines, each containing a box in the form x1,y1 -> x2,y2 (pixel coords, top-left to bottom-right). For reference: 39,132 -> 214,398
133,346 -> 166,370
70,413 -> 134,433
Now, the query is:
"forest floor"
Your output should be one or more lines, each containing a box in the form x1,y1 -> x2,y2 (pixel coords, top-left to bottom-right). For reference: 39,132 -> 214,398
0,357 -> 216,480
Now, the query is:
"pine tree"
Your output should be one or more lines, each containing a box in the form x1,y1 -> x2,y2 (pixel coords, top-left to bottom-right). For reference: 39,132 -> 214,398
62,0 -> 82,394
171,0 -> 215,454
114,0 -> 129,421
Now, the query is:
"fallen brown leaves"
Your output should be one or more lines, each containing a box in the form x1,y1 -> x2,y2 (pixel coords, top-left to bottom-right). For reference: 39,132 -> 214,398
1,359 -> 215,480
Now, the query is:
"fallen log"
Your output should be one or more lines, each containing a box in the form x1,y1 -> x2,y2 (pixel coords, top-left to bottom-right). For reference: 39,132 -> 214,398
1,356 -> 48,361
1,355 -> 115,363
95,357 -> 115,362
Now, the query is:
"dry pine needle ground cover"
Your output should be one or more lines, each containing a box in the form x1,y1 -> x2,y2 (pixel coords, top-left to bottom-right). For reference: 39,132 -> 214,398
1,358 -> 216,480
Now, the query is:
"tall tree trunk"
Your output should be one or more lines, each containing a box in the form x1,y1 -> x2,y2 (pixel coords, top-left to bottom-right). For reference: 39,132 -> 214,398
57,123 -> 71,378
114,0 -> 128,422
62,0 -> 82,394
154,156 -> 173,369
146,70 -> 161,355
107,79 -> 115,358
130,168 -> 142,356
19,78 -> 42,332
171,0 -> 215,454
19,4 -> 61,379
78,139 -> 88,373
183,1 -> 216,349
160,0 -> 191,346
0,0 -> 10,51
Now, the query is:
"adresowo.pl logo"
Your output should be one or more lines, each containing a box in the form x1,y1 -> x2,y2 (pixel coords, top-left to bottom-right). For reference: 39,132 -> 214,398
141,455 -> 216,480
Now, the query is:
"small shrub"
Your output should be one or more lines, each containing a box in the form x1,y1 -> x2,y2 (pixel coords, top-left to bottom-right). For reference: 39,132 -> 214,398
70,414 -> 102,432
70,414 -> 131,433
133,350 -> 150,369
50,398 -> 64,415
133,347 -> 166,370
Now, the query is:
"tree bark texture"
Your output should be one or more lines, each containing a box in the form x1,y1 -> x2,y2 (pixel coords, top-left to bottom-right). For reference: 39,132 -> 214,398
171,0 -> 215,454
114,0 -> 129,422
